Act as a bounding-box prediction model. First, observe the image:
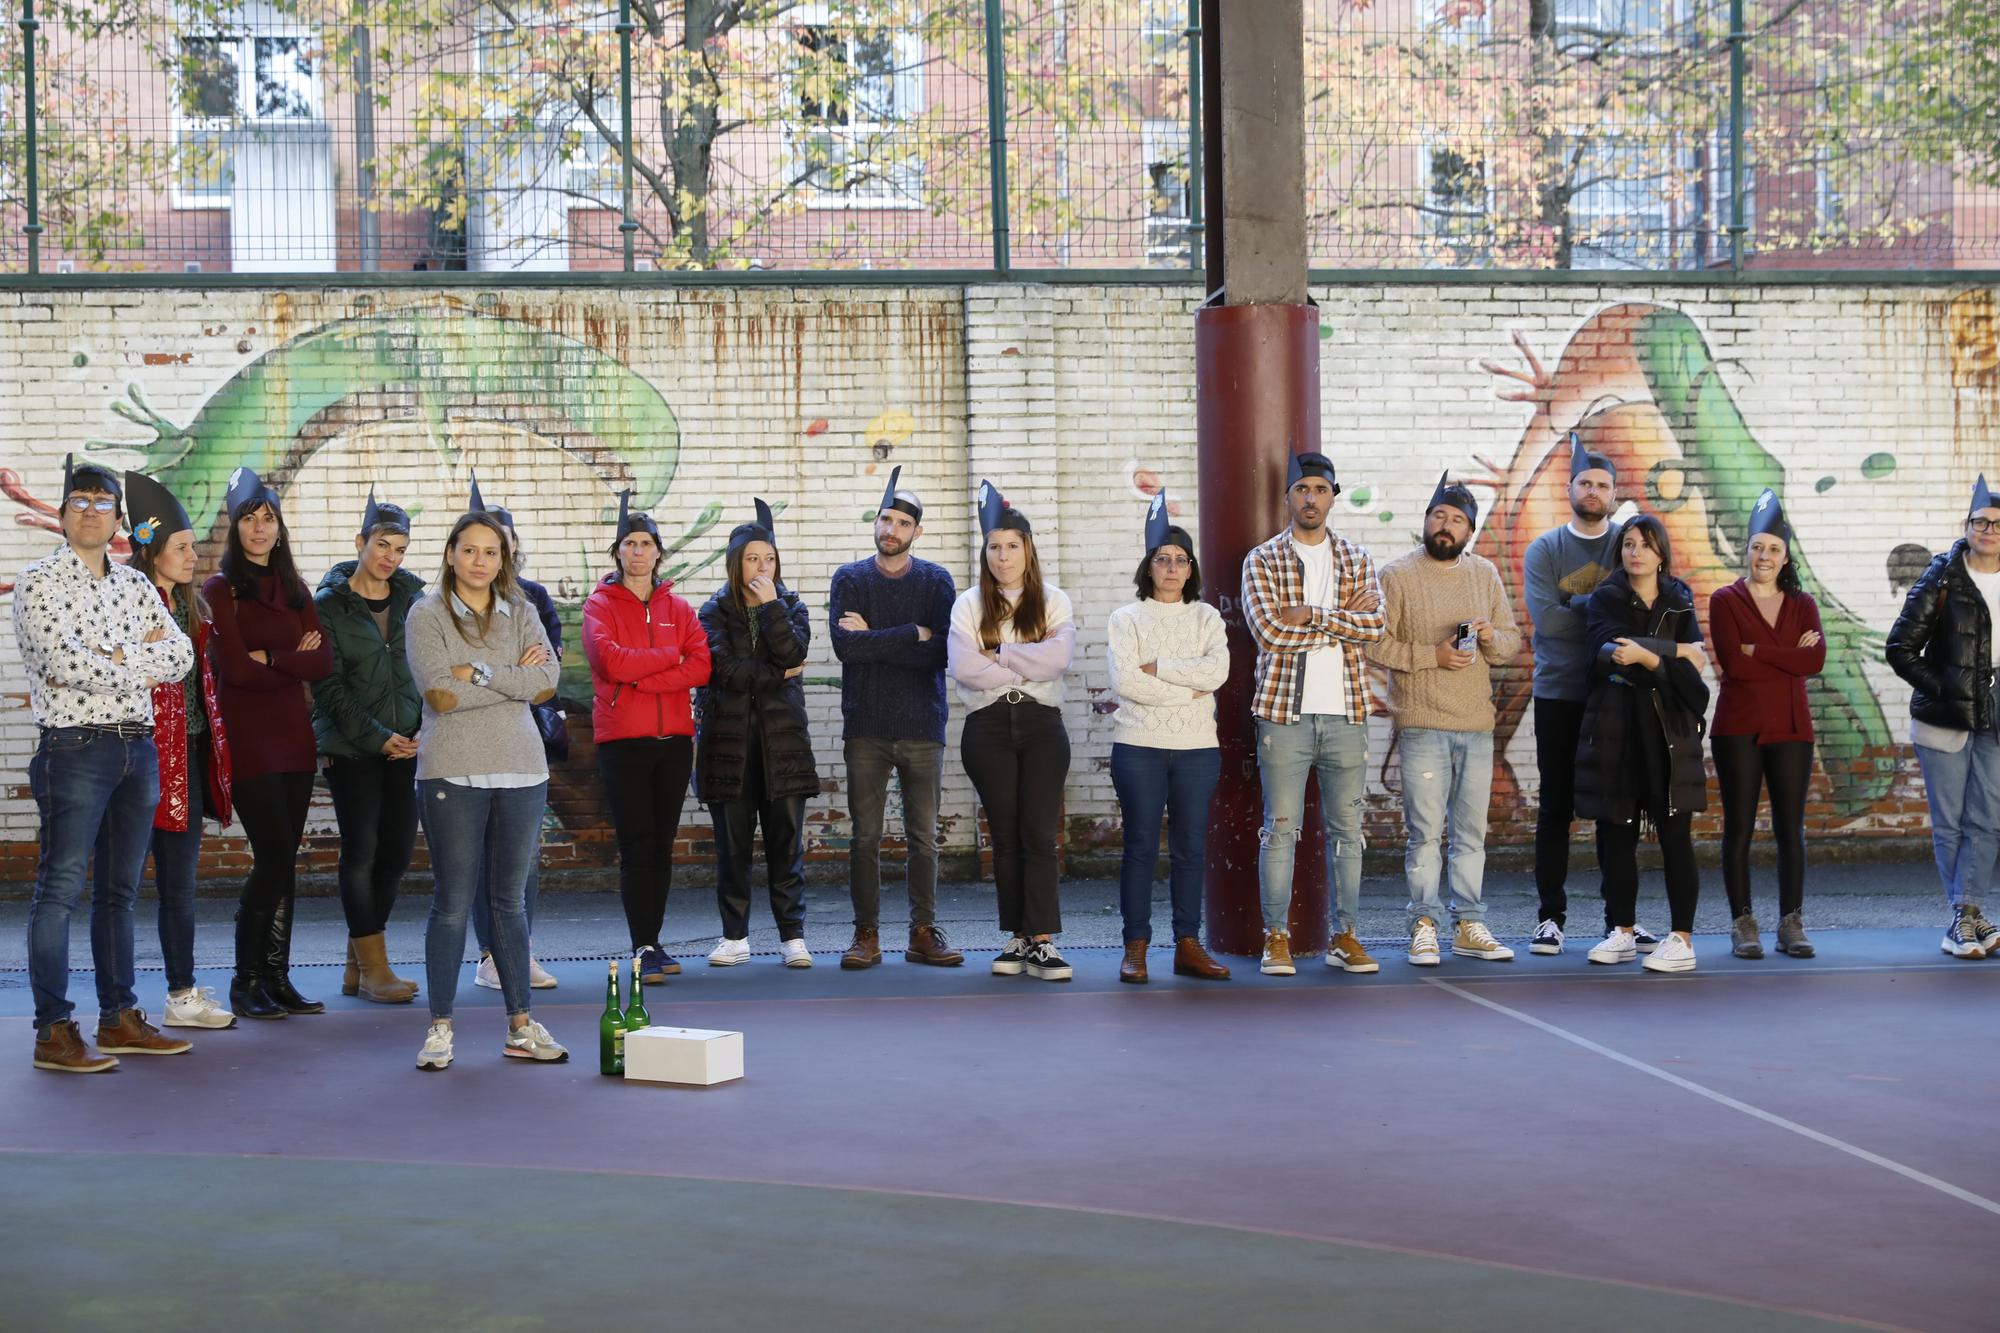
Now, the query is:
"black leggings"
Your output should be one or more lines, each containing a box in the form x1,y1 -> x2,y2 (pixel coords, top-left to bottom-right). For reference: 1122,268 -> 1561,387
597,735 -> 695,950
1597,811 -> 1700,936
323,754 -> 419,937
232,770 -> 315,913
1712,734 -> 1811,918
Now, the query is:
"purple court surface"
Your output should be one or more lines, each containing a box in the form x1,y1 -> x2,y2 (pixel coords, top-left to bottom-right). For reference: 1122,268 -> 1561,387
2,926 -> 1994,1331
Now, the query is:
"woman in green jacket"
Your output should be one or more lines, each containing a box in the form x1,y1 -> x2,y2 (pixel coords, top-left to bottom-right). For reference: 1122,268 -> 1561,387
311,490 -> 425,1003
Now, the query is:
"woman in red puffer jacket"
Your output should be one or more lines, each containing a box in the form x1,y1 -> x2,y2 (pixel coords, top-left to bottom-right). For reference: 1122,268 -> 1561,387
95,470 -> 236,1031
582,492 -> 711,984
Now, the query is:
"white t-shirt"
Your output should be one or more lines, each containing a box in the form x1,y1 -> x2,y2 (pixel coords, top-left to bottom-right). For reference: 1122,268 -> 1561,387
1293,536 -> 1347,717
1971,564 -> 2000,667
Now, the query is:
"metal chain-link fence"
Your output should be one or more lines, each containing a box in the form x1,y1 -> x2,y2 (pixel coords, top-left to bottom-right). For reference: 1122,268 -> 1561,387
0,0 -> 1992,276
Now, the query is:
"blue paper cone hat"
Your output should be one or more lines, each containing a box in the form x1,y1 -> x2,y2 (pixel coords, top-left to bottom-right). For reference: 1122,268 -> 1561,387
1973,474 -> 1995,515
976,479 -> 1032,537
122,470 -> 190,548
224,465 -> 279,520
1748,488 -> 1791,545
1427,470 -> 1478,526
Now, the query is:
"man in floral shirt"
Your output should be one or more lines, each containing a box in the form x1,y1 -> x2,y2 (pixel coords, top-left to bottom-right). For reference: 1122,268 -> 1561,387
12,457 -> 194,1072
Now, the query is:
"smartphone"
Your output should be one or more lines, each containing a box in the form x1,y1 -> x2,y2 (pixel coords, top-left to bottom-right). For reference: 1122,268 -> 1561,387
1455,621 -> 1477,653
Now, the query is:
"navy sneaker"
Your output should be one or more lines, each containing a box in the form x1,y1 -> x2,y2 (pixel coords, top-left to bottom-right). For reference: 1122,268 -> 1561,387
992,937 -> 1030,976
1942,909 -> 1989,960
637,946 -> 680,985
1631,926 -> 1662,954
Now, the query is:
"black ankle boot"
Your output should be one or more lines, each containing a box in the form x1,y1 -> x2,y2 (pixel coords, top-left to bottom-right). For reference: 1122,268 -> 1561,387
231,908 -> 286,1020
263,896 -> 324,1015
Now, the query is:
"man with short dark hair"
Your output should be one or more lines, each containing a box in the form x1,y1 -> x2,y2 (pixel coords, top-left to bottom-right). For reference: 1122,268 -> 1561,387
1241,450 -> 1385,978
829,468 -> 961,969
14,456 -> 194,1072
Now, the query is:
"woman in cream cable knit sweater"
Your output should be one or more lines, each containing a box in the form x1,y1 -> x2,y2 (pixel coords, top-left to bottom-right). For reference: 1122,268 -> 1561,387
1103,494 -> 1232,984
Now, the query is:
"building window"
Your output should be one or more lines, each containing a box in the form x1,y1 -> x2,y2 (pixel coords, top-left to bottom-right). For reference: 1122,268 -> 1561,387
1141,0 -> 1182,68
794,13 -> 923,208
1142,118 -> 1189,266
172,32 -> 323,208
1421,144 -> 1493,265
475,18 -> 619,210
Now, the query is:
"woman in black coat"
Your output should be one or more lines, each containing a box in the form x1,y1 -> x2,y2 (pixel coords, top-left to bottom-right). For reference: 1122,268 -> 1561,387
697,502 -> 818,968
1575,514 -> 1711,974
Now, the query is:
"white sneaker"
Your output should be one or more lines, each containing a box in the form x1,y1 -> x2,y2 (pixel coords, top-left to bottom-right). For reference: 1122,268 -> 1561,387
1452,920 -> 1515,962
528,955 -> 558,989
1406,918 -> 1441,966
780,939 -> 813,968
416,1021 -> 453,1071
474,955 -> 501,990
1587,928 -> 1637,965
164,987 -> 235,1029
708,937 -> 751,967
1641,933 -> 1698,974
1529,920 -> 1564,955
503,1018 -> 569,1062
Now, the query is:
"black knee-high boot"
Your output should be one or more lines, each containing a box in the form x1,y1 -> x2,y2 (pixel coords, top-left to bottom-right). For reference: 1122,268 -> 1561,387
261,895 -> 324,1015
230,906 -> 286,1020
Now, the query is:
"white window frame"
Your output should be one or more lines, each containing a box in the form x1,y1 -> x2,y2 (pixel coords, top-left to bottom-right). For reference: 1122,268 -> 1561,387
790,6 -> 925,211
474,10 -> 620,211
1568,135 -> 1676,270
1142,117 -> 1190,265
1141,0 -> 1183,68
170,25 -> 324,210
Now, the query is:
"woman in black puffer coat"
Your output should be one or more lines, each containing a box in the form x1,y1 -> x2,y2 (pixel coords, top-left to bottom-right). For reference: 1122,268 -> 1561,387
697,502 -> 819,967
1575,514 -> 1711,974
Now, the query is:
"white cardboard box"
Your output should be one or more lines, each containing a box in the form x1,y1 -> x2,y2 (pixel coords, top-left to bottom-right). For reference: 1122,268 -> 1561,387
623,1026 -> 744,1086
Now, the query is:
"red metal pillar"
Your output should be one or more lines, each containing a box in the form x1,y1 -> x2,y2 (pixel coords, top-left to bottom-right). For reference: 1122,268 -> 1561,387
1197,302 -> 1325,957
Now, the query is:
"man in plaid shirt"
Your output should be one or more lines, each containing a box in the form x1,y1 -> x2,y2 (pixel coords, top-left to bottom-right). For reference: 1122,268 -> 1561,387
1241,451 -> 1385,977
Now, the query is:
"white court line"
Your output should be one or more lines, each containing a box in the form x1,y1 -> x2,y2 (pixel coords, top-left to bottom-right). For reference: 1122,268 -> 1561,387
1426,977 -> 2000,1220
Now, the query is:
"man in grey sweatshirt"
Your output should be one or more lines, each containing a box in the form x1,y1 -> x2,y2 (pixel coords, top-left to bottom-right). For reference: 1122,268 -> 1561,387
1522,437 -> 1621,957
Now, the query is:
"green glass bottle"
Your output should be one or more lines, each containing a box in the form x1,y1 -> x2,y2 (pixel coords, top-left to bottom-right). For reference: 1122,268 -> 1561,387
624,956 -> 651,1037
598,960 -> 625,1076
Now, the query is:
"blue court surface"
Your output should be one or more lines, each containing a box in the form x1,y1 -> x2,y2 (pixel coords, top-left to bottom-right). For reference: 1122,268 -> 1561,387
2,927 -> 1993,1331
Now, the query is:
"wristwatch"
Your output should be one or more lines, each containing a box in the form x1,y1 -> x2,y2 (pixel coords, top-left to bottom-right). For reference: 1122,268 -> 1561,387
470,661 -> 494,689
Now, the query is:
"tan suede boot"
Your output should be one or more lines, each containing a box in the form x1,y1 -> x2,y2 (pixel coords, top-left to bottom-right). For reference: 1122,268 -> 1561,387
342,940 -> 360,996
353,933 -> 419,1004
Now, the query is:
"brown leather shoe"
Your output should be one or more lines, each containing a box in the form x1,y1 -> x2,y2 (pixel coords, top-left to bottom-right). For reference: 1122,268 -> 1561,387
33,1019 -> 118,1073
1172,936 -> 1231,980
841,926 -> 883,970
353,933 -> 419,1003
1119,940 -> 1149,984
94,1009 -> 192,1057
905,924 -> 965,967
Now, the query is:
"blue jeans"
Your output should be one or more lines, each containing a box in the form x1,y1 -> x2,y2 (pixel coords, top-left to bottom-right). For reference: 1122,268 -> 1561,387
1399,728 -> 1492,927
471,801 -> 544,956
1255,715 -> 1367,935
28,728 -> 160,1031
1916,728 -> 2000,908
1110,743 -> 1221,943
95,744 -> 206,995
419,779 -> 545,1020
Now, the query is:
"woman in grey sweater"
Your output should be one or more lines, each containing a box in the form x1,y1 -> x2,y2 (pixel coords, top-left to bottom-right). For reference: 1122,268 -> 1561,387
404,510 -> 565,1071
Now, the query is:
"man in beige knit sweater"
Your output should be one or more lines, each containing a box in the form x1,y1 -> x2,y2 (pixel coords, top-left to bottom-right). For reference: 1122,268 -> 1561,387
1367,475 -> 1523,967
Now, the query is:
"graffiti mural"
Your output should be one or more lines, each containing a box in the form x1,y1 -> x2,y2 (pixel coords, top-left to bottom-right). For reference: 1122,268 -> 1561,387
1469,303 -> 1896,816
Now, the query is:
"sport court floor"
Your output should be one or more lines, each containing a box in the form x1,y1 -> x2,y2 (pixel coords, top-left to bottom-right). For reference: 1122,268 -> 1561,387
1,925 -> 1993,1331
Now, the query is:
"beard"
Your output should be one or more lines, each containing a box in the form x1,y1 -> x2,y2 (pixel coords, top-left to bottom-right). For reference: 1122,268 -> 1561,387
1424,531 -> 1465,562
1570,495 -> 1609,523
875,532 -> 912,558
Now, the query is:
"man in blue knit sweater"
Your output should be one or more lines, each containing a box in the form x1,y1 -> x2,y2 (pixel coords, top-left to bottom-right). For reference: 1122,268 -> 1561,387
829,469 -> 962,968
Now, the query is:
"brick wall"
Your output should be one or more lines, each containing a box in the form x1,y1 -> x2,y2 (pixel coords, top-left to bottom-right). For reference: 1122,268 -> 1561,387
3,281 -> 1991,881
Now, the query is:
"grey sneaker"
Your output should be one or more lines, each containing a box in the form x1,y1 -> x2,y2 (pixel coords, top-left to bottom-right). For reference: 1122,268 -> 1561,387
502,1019 -> 569,1063
1775,912 -> 1815,958
1730,913 -> 1764,959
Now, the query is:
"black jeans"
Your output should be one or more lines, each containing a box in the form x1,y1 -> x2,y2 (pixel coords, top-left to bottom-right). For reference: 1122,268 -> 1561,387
1534,696 -> 1611,931
1712,734 -> 1812,918
961,698 -> 1070,937
598,735 -> 695,950
323,754 -> 419,938
711,729 -> 807,942
232,770 -> 315,915
1597,812 -> 1700,935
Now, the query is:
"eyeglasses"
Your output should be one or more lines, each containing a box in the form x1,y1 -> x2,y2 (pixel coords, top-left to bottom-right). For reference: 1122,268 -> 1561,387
1150,554 -> 1192,569
65,497 -> 117,514
1971,518 -> 2000,534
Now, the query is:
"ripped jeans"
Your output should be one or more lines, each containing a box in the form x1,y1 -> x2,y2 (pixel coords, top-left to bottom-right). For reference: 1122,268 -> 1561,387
1255,715 -> 1367,935
1398,727 -> 1492,928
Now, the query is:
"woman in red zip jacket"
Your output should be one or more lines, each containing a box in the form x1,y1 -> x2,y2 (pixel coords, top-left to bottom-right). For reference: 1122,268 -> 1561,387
93,469 -> 236,1030
582,492 -> 712,985
202,466 -> 334,1020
